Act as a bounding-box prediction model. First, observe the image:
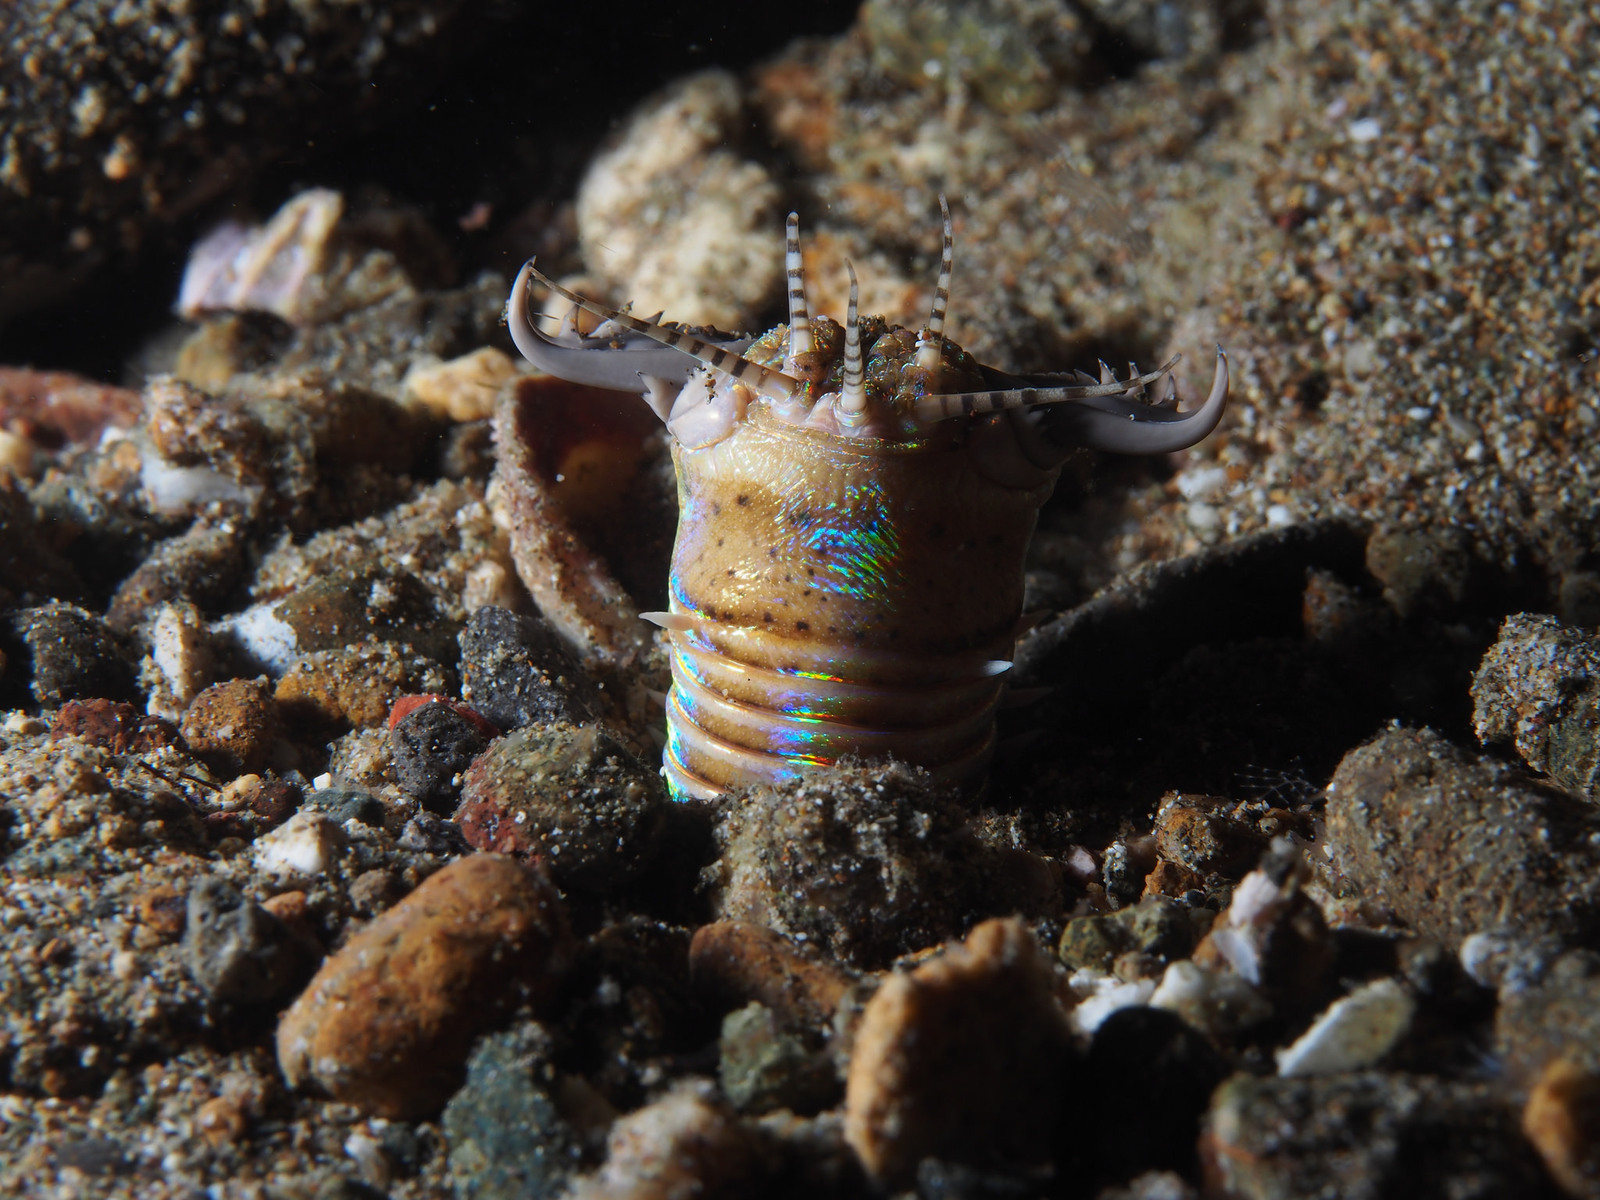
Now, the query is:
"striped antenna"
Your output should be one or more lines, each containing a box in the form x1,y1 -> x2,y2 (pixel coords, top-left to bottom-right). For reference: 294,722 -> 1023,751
914,194 -> 954,370
524,261 -> 801,403
785,212 -> 813,358
839,261 -> 866,415
913,355 -> 1181,423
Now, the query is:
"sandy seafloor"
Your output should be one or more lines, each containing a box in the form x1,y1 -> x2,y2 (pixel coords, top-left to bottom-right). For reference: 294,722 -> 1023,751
1,0 -> 1599,1197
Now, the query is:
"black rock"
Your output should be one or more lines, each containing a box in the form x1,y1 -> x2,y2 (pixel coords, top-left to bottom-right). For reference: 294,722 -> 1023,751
12,601 -> 137,706
458,606 -> 595,731
391,701 -> 491,812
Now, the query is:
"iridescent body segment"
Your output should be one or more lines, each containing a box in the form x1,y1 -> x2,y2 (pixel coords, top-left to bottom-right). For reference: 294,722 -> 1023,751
507,204 -> 1229,799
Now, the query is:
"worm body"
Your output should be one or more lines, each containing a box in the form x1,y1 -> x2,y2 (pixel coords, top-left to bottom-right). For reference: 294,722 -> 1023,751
508,205 -> 1229,799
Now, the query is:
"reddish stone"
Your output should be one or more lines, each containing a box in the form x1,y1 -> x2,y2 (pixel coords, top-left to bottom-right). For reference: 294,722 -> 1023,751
387,693 -> 501,740
50,699 -> 183,755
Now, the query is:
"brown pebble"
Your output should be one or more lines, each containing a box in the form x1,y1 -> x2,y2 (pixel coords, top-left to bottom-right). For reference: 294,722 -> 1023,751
181,678 -> 282,776
1143,859 -> 1203,900
275,640 -> 452,730
276,854 -> 572,1118
689,921 -> 856,1035
1524,1058 -> 1600,1199
843,916 -> 1072,1188
1153,792 -> 1267,876
195,1094 -> 250,1147
135,884 -> 189,945
50,698 -> 183,755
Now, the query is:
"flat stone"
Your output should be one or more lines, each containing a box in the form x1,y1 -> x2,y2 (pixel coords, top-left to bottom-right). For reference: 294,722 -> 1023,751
276,854 -> 572,1118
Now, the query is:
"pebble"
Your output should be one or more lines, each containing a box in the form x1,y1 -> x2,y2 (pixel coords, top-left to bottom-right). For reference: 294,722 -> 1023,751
718,1001 -> 838,1115
306,787 -> 386,828
1148,959 -> 1273,1039
844,917 -> 1073,1188
180,677 -> 282,776
49,699 -> 180,756
1522,1058 -> 1600,1199
269,565 -> 460,667
1274,977 -> 1416,1077
564,1079 -> 766,1200
400,346 -> 519,423
390,699 -> 493,811
183,877 -> 318,1006
1201,1072 -> 1548,1199
276,854 -> 572,1118
1472,613 -> 1600,800
12,601 -> 137,706
1363,525 -> 1473,620
441,1022 -> 580,1200
1190,846 -> 1334,1013
251,810 -> 347,882
1325,725 -> 1600,950
688,920 -> 856,1038
706,761 -> 982,967
458,605 -> 596,731
1495,950 -> 1600,1088
104,519 -> 244,634
455,722 -> 667,894
1058,894 -> 1202,974
1152,792 -> 1267,876
274,640 -> 453,730
1079,1006 -> 1226,1183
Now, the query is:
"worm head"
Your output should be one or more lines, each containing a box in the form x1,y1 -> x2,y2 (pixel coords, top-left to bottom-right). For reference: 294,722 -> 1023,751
506,200 -> 1228,482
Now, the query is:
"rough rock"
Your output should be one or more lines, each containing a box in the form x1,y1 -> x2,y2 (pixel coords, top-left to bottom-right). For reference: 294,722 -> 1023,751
390,698 -> 493,810
718,1001 -> 838,1115
179,676 -> 281,776
1201,1072 -> 1549,1199
844,917 -> 1073,1189
1058,894 -> 1203,974
1472,613 -> 1600,800
1325,726 -> 1600,950
706,761 -> 985,967
1152,792 -> 1268,877
104,519 -> 244,634
455,722 -> 667,894
458,605 -> 596,731
442,1022 -> 580,1200
401,346 -> 519,423
183,877 -> 317,1006
275,639 -> 453,731
12,601 -> 137,705
276,854 -> 571,1118
49,698 -> 181,756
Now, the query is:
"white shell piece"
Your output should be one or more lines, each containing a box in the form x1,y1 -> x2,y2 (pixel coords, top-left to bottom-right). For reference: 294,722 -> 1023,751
1275,977 -> 1415,1077
252,810 -> 347,881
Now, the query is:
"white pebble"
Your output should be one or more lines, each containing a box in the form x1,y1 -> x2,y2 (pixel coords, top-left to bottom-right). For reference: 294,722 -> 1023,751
253,811 -> 346,880
1175,466 -> 1229,501
1348,117 -> 1382,142
1275,977 -> 1415,1076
